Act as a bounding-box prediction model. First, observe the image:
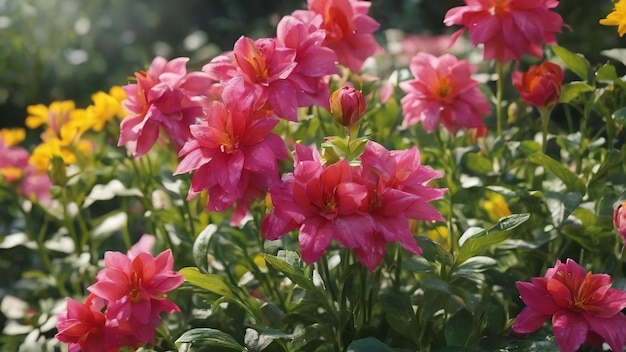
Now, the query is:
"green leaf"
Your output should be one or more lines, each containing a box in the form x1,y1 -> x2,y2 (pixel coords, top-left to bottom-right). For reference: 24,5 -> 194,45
416,236 -> 454,266
456,214 -> 530,264
347,337 -> 395,352
595,62 -> 618,81
558,82 -> 594,103
544,192 -> 583,227
601,48 -> 626,67
523,151 -> 586,194
381,293 -> 418,341
179,267 -> 236,299
465,152 -> 493,174
402,256 -> 435,273
245,327 -> 286,352
612,107 -> 626,128
288,324 -> 321,351
421,277 -> 451,294
264,253 -> 317,292
176,328 -> 245,351
551,45 -> 589,80
192,224 -> 217,273
445,309 -> 473,347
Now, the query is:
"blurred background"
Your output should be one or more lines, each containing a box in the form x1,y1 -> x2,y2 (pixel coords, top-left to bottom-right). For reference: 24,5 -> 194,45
0,0 -> 623,128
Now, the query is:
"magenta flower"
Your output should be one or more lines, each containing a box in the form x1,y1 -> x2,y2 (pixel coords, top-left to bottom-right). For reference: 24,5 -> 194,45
293,0 -> 383,71
513,259 -> 626,352
276,14 -> 338,111
352,142 -> 446,269
174,100 -> 288,225
400,53 -> 491,135
118,56 -> 213,158
262,144 -> 370,264
56,295 -> 108,352
203,36 -> 301,120
262,142 -> 446,271
444,0 -> 564,62
87,249 -> 183,344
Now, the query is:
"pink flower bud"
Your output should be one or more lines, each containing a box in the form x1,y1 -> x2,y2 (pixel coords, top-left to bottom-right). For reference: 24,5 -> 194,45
330,86 -> 366,127
512,61 -> 564,108
614,201 -> 626,244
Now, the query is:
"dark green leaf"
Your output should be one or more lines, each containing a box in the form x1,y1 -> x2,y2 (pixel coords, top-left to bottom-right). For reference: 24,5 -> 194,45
445,309 -> 473,347
595,62 -> 618,81
523,151 -> 586,194
264,253 -> 317,292
551,46 -> 589,80
176,328 -> 245,351
416,236 -> 454,266
465,152 -> 493,174
421,277 -> 451,294
288,324 -> 321,351
544,192 -> 583,227
402,256 -> 435,273
381,293 -> 418,340
347,337 -> 395,352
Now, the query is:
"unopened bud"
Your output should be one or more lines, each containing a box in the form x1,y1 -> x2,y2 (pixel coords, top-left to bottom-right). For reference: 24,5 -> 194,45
330,86 -> 366,127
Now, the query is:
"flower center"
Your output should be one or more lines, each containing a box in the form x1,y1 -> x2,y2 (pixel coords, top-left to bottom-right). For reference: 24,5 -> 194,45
129,271 -> 143,302
490,0 -> 511,16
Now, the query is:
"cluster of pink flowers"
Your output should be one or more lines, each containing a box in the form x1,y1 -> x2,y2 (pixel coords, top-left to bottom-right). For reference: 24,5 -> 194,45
0,131 -> 52,202
55,237 -> 184,351
262,141 -> 446,271
513,259 -> 626,352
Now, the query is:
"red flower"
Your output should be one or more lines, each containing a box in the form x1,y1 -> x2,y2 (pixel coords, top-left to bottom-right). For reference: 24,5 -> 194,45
444,0 -> 564,62
513,259 -> 626,352
512,61 -> 564,108
400,53 -> 491,135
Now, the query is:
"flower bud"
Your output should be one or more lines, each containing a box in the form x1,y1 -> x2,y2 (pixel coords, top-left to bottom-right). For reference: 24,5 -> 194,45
330,86 -> 366,127
614,201 -> 626,244
512,61 -> 564,108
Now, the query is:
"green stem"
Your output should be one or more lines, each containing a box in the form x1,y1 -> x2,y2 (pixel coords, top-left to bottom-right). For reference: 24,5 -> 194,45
539,106 -> 553,154
496,62 -> 506,137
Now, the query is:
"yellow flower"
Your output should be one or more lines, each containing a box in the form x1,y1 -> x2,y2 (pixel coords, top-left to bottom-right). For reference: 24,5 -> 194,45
425,226 -> 451,251
600,0 -> 626,36
108,85 -> 128,118
0,128 -> 26,146
29,139 -> 77,172
26,101 -> 76,133
1,167 -> 23,181
482,192 -> 512,222
85,91 -> 124,131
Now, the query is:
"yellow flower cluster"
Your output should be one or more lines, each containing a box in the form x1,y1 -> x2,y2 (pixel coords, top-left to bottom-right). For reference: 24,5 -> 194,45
25,87 -> 126,172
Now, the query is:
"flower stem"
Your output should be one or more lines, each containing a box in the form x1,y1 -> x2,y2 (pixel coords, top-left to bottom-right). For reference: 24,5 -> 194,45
496,62 -> 506,137
539,106 -> 553,154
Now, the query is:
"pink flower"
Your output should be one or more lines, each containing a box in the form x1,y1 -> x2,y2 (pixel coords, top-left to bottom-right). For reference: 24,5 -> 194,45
174,100 -> 288,226
276,14 -> 338,111
128,234 -> 156,259
400,53 -> 491,135
56,295 -> 108,352
614,201 -> 626,244
352,142 -> 446,269
262,144 -> 370,264
87,249 -> 183,344
330,86 -> 367,127
262,142 -> 446,271
444,0 -> 564,62
118,56 -> 213,158
203,36 -> 300,120
20,166 -> 53,203
292,0 -> 383,71
513,259 -> 626,352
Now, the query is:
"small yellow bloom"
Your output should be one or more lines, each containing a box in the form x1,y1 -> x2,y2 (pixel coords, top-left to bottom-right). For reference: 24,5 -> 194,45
600,0 -> 626,37
86,91 -> 124,131
0,128 -> 26,146
482,192 -> 512,222
29,140 -> 77,172
425,226 -> 451,251
26,101 -> 76,133
1,167 -> 23,181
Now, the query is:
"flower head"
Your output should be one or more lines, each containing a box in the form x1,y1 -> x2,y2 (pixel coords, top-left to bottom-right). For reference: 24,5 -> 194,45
600,0 -> 626,37
174,99 -> 288,226
400,53 -> 491,135
118,56 -> 213,158
292,0 -> 383,71
614,201 -> 626,244
512,61 -> 564,108
444,0 -> 564,62
513,259 -> 626,352
482,191 -> 512,222
87,249 -> 184,343
330,86 -> 367,127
